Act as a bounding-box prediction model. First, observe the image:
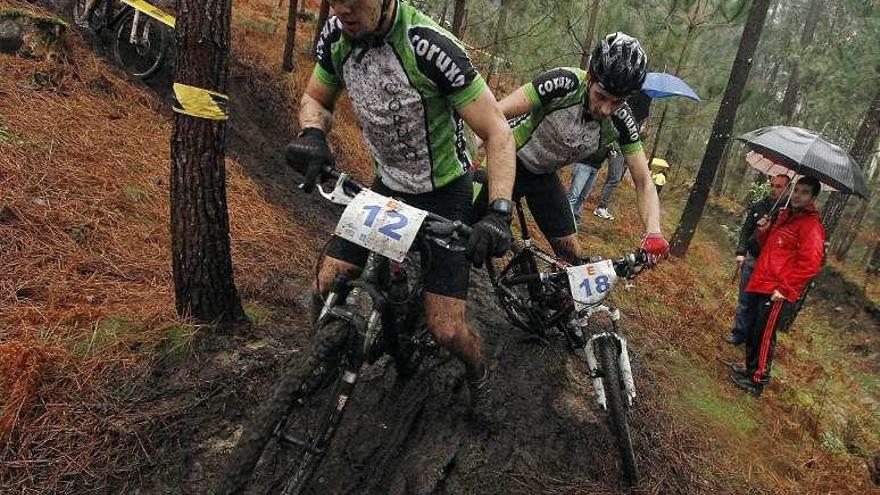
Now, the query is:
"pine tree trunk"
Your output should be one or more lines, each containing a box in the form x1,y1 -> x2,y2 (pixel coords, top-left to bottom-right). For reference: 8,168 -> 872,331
835,158 -> 879,259
486,0 -> 511,86
712,140 -> 733,196
171,0 -> 245,323
579,0 -> 600,69
670,0 -> 771,258
282,0 -> 300,72
868,239 -> 880,275
834,198 -> 869,260
780,0 -> 822,122
647,22 -> 693,166
451,0 -> 466,38
821,85 -> 880,240
312,0 -> 330,53
440,0 -> 450,26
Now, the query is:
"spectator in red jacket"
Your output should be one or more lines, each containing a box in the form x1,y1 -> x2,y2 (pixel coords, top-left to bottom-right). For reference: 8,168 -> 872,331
729,176 -> 825,396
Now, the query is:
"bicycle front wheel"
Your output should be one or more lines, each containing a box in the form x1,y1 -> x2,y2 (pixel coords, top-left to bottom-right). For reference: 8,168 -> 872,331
596,335 -> 640,484
112,9 -> 169,79
218,319 -> 353,495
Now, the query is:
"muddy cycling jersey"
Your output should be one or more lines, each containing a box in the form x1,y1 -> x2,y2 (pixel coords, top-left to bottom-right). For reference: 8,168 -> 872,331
512,67 -> 643,175
313,1 -> 487,194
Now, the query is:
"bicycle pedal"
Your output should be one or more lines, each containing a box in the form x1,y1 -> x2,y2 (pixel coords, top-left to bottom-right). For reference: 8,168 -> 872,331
279,432 -> 324,455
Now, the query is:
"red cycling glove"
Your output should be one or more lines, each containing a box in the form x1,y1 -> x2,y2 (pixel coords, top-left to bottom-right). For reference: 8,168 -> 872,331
639,232 -> 669,266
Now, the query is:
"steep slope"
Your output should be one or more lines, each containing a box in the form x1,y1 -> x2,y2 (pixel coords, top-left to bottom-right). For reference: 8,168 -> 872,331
1,0 -> 876,494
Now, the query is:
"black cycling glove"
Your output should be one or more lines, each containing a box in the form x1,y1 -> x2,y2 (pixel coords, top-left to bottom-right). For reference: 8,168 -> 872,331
287,127 -> 331,192
467,211 -> 512,268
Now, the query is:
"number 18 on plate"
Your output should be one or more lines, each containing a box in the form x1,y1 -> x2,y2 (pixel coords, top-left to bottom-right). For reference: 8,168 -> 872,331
565,260 -> 618,310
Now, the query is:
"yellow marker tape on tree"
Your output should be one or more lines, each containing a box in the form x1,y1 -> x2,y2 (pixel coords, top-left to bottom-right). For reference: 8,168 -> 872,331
173,83 -> 229,120
120,0 -> 176,29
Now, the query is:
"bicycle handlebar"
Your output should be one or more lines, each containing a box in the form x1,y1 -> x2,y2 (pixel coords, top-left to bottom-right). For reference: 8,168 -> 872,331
286,142 -> 472,241
506,251 -> 648,286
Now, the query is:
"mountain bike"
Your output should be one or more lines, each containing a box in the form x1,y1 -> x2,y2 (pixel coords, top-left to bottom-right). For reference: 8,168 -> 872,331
486,198 -> 647,484
219,146 -> 472,495
73,0 -> 172,79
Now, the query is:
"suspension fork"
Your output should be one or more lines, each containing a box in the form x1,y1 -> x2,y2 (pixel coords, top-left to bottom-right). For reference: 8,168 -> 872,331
289,255 -> 387,454
128,8 -> 152,45
576,308 -> 637,409
128,9 -> 140,44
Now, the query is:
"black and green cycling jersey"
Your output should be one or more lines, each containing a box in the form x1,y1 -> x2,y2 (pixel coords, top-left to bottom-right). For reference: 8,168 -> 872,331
512,67 -> 643,174
313,0 -> 487,194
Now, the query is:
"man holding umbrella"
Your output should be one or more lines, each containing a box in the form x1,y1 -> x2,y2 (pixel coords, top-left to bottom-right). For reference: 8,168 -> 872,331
729,125 -> 869,396
725,173 -> 791,346
730,176 -> 825,396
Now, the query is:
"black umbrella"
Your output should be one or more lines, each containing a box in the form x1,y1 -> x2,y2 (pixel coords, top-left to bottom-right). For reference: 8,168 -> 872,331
736,125 -> 869,199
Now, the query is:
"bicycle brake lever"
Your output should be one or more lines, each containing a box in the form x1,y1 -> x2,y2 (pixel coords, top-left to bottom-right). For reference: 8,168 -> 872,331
424,221 -> 468,252
317,173 -> 354,206
424,219 -> 460,236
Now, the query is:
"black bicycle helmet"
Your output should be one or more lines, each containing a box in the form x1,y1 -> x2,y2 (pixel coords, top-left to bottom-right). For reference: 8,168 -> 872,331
588,32 -> 648,98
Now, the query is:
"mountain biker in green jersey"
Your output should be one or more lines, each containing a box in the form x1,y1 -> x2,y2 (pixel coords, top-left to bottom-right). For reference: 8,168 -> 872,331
474,33 -> 668,265
288,0 -> 516,411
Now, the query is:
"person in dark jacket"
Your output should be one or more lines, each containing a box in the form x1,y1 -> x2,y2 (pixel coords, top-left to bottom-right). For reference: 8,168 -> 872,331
729,176 -> 825,396
725,174 -> 791,345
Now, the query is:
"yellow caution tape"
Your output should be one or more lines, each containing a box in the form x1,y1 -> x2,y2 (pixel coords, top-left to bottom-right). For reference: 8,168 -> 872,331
172,83 -> 229,120
120,0 -> 176,29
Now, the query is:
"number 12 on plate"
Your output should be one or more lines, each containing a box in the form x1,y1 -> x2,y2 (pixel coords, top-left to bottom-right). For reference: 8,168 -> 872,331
335,190 -> 428,262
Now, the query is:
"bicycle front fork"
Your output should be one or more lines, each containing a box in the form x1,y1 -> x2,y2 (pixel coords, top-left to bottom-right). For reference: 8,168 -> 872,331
572,310 -> 637,409
129,10 -> 151,45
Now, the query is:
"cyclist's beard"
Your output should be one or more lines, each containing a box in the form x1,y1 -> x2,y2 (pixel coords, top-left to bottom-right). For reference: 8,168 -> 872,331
581,102 -> 598,123
344,0 -> 393,50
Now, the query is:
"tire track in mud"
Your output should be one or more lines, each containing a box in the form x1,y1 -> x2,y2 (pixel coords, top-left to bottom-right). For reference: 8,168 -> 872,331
267,279 -> 639,495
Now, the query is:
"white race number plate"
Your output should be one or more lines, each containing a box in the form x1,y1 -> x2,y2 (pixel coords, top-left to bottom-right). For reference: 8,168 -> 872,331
565,260 -> 618,309
335,190 -> 428,262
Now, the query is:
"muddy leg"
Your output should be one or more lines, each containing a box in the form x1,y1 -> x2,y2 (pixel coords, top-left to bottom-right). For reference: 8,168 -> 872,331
549,234 -> 583,264
310,256 -> 361,327
424,294 -> 484,379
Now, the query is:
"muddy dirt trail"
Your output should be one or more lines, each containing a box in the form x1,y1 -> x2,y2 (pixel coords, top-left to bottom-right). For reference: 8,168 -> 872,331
105,38 -> 693,495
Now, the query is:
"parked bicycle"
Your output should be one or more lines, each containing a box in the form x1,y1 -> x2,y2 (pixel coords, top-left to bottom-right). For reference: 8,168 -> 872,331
486,197 -> 648,484
73,0 -> 172,79
219,145 -> 472,495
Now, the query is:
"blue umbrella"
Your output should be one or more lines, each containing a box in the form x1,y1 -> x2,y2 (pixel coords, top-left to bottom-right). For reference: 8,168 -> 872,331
642,72 -> 700,101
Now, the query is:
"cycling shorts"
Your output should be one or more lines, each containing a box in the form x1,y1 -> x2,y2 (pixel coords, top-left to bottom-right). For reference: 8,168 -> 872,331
325,172 -> 473,300
472,162 -> 576,239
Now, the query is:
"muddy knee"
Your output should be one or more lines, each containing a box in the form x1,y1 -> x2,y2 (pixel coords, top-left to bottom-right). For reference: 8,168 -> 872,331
549,235 -> 582,264
314,257 -> 360,294
428,323 -> 461,348
311,257 -> 361,326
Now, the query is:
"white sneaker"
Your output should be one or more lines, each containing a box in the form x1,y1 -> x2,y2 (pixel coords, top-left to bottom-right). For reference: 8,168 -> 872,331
593,207 -> 614,220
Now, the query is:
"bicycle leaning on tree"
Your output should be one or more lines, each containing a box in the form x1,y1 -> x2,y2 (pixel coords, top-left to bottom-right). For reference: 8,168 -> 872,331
73,0 -> 173,79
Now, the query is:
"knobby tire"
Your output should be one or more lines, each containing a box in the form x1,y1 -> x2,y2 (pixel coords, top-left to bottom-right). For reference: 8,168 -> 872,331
218,319 -> 352,495
596,336 -> 640,484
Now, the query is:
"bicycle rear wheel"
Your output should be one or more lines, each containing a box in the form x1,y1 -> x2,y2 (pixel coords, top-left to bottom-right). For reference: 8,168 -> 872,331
596,335 -> 639,484
112,9 -> 168,79
219,319 -> 353,495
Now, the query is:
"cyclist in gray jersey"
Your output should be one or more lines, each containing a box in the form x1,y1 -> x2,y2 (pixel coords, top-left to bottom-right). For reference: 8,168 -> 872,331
290,0 -> 516,413
475,33 -> 669,265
